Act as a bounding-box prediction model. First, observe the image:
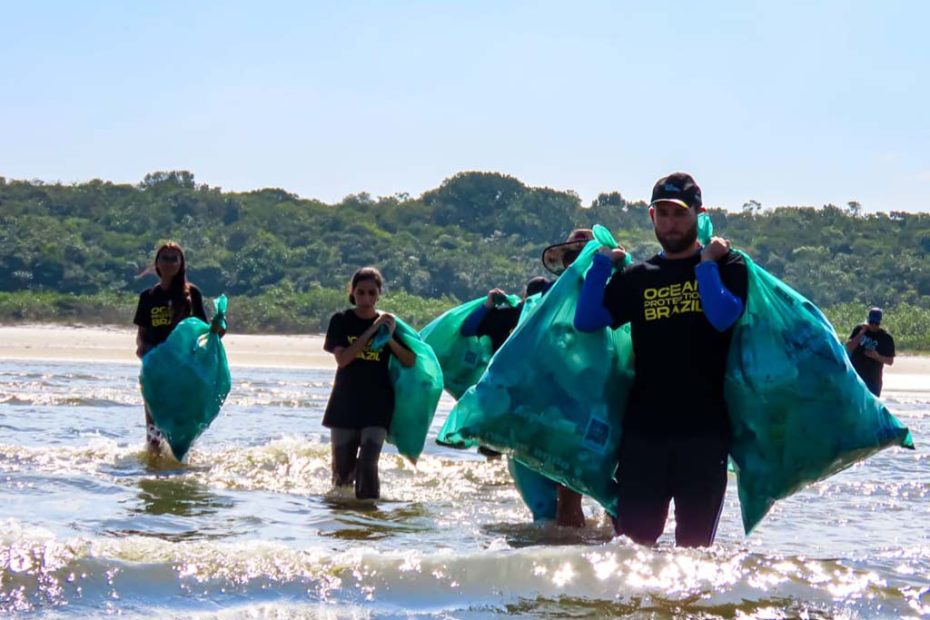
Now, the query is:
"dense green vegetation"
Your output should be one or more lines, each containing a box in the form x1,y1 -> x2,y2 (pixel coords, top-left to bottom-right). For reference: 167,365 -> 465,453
1,171 -> 928,348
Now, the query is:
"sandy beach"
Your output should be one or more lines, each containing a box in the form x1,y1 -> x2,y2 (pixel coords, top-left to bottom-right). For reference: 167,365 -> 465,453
0,324 -> 926,391
0,325 -> 335,369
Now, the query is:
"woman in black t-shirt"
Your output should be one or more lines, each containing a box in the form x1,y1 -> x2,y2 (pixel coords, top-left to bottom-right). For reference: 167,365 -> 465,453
323,267 -> 415,500
132,242 -> 221,454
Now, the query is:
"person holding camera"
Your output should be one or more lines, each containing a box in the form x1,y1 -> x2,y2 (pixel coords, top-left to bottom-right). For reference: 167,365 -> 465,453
845,307 -> 895,397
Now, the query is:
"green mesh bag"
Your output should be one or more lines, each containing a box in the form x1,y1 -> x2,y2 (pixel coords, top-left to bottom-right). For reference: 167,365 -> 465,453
725,252 -> 914,533
445,227 -> 634,515
140,295 -> 231,461
386,318 -> 444,464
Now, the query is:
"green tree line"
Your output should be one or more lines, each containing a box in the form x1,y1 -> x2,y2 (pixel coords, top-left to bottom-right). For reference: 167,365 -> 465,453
1,171 -> 928,348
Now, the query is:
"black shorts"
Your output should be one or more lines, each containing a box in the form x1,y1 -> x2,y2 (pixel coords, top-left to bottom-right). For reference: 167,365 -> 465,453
614,431 -> 729,547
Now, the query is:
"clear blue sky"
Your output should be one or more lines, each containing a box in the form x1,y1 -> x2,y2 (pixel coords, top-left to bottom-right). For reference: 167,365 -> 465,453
2,1 -> 928,212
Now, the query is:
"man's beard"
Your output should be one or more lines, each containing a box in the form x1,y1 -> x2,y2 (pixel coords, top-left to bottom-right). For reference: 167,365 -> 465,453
655,220 -> 698,254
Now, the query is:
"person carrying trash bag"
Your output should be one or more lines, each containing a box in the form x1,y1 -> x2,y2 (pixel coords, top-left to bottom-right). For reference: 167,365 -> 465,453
460,276 -> 553,353
439,231 -> 603,526
322,267 -> 420,500
134,241 -> 227,459
458,276 -> 551,464
429,276 -> 557,521
429,276 -> 548,460
576,171 -> 915,543
433,229 -> 591,414
446,227 -> 635,519
574,172 -> 748,547
420,277 -> 548,403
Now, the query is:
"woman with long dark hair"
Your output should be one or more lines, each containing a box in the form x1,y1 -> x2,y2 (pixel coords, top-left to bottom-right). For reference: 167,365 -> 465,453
133,242 -> 214,453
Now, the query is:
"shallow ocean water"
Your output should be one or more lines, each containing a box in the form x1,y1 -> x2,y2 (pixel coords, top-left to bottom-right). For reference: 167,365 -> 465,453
0,359 -> 927,618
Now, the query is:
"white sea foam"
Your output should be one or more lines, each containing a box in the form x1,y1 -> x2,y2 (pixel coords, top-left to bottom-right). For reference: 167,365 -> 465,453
0,360 -> 927,618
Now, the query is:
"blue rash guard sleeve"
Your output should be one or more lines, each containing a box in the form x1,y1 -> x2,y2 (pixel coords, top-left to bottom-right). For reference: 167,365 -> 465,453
695,260 -> 744,332
460,303 -> 490,337
573,253 -> 615,332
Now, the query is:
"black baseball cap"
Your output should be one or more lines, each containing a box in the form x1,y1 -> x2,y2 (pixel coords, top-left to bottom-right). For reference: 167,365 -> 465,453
650,172 -> 703,210
867,307 -> 883,324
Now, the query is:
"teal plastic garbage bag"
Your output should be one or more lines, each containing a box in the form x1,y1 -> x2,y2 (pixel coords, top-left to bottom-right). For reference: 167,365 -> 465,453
697,211 -> 714,245
430,296 -> 520,449
386,318 -> 444,464
517,292 -> 543,325
725,252 -> 914,533
421,295 -> 519,400
140,295 -> 231,461
446,229 -> 634,514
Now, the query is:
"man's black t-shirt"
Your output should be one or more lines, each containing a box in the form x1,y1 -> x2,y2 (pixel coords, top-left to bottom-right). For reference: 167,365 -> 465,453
849,325 -> 895,391
477,305 -> 522,353
322,309 -> 395,430
603,250 -> 748,436
133,284 -> 207,350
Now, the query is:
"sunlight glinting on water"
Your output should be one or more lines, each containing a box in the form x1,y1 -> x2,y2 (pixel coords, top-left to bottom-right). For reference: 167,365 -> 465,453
2,517 -> 928,616
0,441 -> 139,476
1,361 -> 928,617
195,437 -> 333,495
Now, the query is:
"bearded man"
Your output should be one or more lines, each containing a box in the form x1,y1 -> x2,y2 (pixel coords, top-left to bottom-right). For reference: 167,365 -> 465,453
573,172 -> 748,547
